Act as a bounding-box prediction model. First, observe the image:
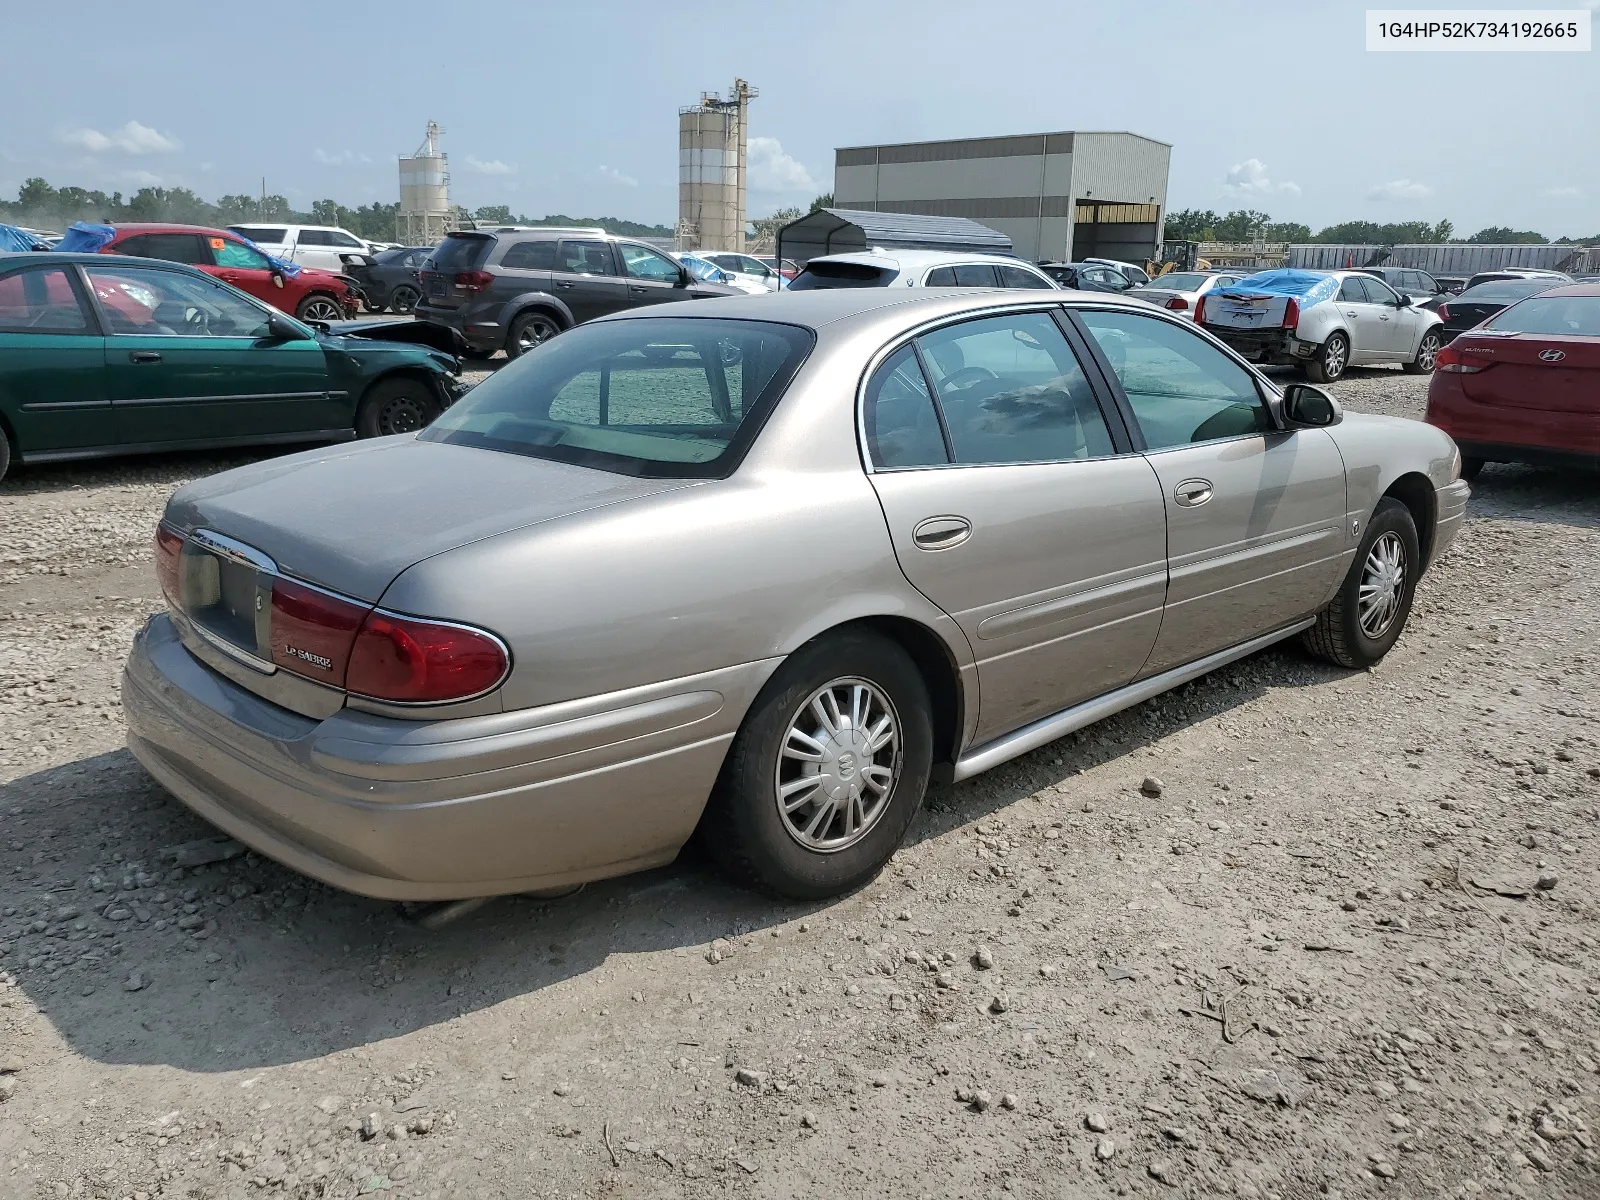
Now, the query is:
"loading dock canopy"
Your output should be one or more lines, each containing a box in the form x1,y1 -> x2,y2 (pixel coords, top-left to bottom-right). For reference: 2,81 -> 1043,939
778,208 -> 1012,266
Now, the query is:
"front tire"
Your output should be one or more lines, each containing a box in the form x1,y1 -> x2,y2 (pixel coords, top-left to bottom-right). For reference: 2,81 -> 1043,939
505,311 -> 561,359
355,377 -> 439,438
1302,498 -> 1420,669
295,293 -> 345,323
1404,329 -> 1442,375
699,630 -> 933,900
0,425 -> 12,483
1305,331 -> 1349,384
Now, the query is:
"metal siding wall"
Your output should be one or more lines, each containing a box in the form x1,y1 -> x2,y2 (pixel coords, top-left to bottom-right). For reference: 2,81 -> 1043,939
834,163 -> 880,207
874,157 -> 1048,202
1288,243 -> 1598,273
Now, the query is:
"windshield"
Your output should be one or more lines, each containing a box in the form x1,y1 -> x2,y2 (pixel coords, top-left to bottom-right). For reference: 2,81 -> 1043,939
1483,295 -> 1600,337
421,318 -> 814,477
1144,273 -> 1207,291
788,261 -> 897,290
425,234 -> 494,272
1456,279 -> 1553,303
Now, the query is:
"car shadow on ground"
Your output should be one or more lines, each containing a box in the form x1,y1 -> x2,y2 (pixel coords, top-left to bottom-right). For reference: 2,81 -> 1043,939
2,643 -> 1337,1075
0,449 -> 299,498
1464,462 -> 1600,529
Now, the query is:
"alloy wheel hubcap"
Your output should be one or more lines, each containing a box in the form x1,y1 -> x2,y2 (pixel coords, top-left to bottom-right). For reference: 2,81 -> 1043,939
1358,531 -> 1406,638
1326,338 -> 1347,377
775,678 -> 900,853
304,299 -> 341,321
518,321 -> 553,351
1418,336 -> 1438,370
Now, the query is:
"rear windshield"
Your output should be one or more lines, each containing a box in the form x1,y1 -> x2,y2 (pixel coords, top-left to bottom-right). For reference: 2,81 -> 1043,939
1483,296 -> 1600,337
229,226 -> 287,245
425,234 -> 494,273
421,318 -> 815,478
1456,279 -> 1553,303
788,261 -> 897,289
1145,273 -> 1207,291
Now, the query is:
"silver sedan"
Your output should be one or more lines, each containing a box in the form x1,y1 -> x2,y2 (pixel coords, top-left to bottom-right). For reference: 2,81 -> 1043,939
123,288 -> 1470,901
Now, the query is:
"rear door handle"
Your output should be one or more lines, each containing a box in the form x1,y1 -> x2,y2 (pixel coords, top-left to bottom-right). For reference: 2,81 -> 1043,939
911,515 -> 972,551
629,285 -> 648,293
1174,479 -> 1213,507
128,351 -> 163,364
555,281 -> 576,290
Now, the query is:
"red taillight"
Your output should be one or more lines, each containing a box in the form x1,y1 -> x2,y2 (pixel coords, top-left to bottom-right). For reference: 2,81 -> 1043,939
1282,297 -> 1300,328
1436,303 -> 1450,321
268,579 -> 368,683
1165,296 -> 1189,311
346,611 -> 509,704
1193,296 -> 1206,325
155,525 -> 182,608
1435,344 -> 1486,374
455,271 -> 494,292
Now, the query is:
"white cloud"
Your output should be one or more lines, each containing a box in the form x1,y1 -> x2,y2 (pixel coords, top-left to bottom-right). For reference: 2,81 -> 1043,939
596,164 -> 638,188
1544,185 -> 1580,198
1367,178 -> 1432,202
747,136 -> 817,192
1220,158 -> 1300,199
61,120 -> 180,155
313,148 -> 371,166
120,170 -> 167,188
465,155 -> 514,175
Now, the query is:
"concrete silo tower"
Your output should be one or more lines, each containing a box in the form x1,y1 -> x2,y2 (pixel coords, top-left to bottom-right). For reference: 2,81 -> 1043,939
676,79 -> 756,252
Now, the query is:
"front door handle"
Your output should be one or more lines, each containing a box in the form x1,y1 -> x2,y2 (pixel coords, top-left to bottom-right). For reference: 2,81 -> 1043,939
128,351 -> 163,364
1174,479 -> 1213,507
629,285 -> 648,293
555,281 -> 576,290
912,515 -> 972,551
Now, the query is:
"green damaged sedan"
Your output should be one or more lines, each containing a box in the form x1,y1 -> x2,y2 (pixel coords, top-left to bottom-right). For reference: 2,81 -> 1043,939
0,252 -> 468,482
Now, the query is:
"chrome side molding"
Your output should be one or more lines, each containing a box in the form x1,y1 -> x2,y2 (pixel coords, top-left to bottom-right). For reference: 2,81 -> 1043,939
951,618 -> 1317,783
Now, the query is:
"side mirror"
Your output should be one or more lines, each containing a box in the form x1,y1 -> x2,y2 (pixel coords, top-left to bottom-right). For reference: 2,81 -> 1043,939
1395,294 -> 1412,307
1281,383 -> 1342,428
266,313 -> 302,341
271,271 -> 285,289
676,267 -> 690,288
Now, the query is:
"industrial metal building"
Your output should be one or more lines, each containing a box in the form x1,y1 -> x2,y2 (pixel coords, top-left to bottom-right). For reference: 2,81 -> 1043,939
833,131 -> 1171,265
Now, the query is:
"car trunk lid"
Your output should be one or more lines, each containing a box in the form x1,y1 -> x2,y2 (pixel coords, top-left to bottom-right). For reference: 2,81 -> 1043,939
1456,333 -> 1600,411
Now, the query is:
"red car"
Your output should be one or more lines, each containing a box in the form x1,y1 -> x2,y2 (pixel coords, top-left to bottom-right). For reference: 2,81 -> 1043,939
97,223 -> 357,323
1426,283 -> 1599,478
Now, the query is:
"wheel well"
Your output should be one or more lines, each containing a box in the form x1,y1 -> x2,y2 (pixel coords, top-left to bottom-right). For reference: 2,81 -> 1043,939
1383,472 -> 1437,567
844,616 -> 964,768
512,304 -> 567,331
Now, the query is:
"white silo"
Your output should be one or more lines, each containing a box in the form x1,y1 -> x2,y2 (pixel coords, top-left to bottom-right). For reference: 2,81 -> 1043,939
677,79 -> 755,253
398,122 -> 454,246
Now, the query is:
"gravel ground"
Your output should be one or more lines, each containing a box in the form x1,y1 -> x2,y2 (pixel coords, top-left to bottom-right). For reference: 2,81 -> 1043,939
2,366 -> 1598,1200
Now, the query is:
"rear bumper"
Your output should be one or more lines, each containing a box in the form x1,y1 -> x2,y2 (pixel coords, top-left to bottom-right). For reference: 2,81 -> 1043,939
123,613 -> 773,900
1426,377 -> 1600,465
1203,326 -> 1314,364
412,304 -> 498,352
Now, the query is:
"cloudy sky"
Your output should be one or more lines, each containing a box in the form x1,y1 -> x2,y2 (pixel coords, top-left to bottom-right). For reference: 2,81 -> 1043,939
5,0 -> 1597,235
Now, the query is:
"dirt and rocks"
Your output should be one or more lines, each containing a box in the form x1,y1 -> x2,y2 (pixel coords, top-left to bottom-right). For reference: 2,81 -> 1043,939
1,367 -> 1598,1200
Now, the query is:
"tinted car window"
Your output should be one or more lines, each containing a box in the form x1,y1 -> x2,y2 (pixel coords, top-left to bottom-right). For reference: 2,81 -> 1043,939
1339,276 -> 1371,302
924,267 -> 959,286
427,234 -> 495,272
500,240 -> 557,270
1414,271 -> 1440,293
0,267 -> 89,333
422,318 -> 814,478
952,264 -> 999,287
213,238 -> 271,270
619,243 -> 682,283
1364,277 -> 1401,304
327,231 -> 365,248
787,262 -> 896,289
1483,296 -> 1600,336
115,233 -> 210,264
997,264 -> 1053,289
1149,273 -> 1207,291
229,226 -> 287,245
1456,279 -> 1551,303
556,240 -> 616,276
296,230 -> 331,247
864,345 -> 948,468
85,265 -> 274,338
916,312 -> 1113,464
1078,309 -> 1270,450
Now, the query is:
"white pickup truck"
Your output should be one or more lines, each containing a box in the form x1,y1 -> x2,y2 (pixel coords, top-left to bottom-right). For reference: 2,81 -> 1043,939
226,224 -> 375,274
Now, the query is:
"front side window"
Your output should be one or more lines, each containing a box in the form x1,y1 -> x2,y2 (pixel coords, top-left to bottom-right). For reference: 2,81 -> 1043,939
997,263 -> 1054,289
620,243 -> 682,283
556,240 -> 616,276
915,312 -> 1113,464
864,345 -> 948,468
328,231 -> 365,248
1339,276 -> 1371,303
84,265 -> 275,338
0,267 -> 89,333
422,317 -> 813,477
1077,308 -> 1271,450
1364,277 -> 1401,305
212,238 -> 271,270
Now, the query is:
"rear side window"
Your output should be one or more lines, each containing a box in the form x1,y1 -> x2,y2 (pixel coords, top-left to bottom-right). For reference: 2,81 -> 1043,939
998,264 -> 1053,289
788,262 -> 896,289
925,267 -> 959,286
953,264 -> 999,287
426,234 -> 495,272
230,226 -> 287,245
1483,296 -> 1600,336
114,233 -> 209,264
297,231 -> 331,246
500,240 -> 557,270
0,267 -> 89,333
864,346 -> 948,468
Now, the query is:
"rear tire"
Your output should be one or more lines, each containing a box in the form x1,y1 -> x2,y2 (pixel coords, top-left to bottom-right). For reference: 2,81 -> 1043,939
1302,498 -> 1420,669
698,630 -> 933,900
355,377 -> 439,438
1305,331 -> 1349,384
389,285 -> 420,315
1404,329 -> 1442,375
505,310 -> 561,359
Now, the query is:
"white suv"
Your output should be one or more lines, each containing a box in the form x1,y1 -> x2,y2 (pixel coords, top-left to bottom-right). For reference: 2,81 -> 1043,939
227,224 -> 376,273
788,250 -> 1058,290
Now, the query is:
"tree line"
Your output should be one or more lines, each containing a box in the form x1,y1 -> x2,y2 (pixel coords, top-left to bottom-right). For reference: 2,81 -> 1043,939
1164,208 -> 1598,246
0,178 -> 674,242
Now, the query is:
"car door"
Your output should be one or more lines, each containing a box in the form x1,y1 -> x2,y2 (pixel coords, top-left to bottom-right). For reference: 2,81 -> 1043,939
1358,275 -> 1420,356
618,242 -> 690,308
292,230 -> 335,271
1335,275 -> 1389,361
207,235 -> 281,307
553,240 -> 627,322
0,264 -> 111,454
1072,307 -> 1348,675
863,309 -> 1168,742
84,262 -> 335,446
496,238 -> 557,302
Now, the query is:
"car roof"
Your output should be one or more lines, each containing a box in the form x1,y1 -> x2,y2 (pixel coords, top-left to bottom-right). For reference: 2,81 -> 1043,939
802,249 -> 1034,271
1522,283 -> 1600,297
102,222 -> 242,237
